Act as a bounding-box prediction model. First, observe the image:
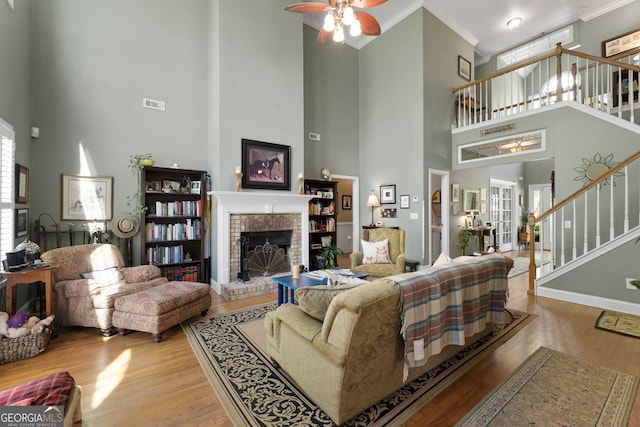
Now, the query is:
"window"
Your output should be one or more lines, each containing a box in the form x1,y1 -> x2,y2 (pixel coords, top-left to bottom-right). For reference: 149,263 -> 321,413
0,117 -> 15,269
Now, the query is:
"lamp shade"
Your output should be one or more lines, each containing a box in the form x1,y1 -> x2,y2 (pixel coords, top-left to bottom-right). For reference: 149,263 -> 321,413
366,191 -> 380,207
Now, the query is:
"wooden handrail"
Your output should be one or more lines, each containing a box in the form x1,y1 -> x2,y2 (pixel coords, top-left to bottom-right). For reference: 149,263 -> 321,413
453,43 -> 640,94
527,150 -> 640,294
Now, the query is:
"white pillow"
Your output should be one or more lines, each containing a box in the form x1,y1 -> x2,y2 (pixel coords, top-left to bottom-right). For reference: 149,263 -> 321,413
433,253 -> 452,267
361,239 -> 392,264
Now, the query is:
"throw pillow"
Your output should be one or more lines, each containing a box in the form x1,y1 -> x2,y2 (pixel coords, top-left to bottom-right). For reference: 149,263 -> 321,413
295,282 -> 365,322
361,239 -> 392,264
80,267 -> 123,286
433,252 -> 452,267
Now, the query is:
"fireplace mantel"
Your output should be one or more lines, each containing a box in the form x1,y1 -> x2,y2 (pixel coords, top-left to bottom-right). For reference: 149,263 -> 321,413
210,191 -> 314,292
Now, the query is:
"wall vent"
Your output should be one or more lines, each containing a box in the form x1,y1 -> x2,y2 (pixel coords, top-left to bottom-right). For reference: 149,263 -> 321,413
143,98 -> 166,111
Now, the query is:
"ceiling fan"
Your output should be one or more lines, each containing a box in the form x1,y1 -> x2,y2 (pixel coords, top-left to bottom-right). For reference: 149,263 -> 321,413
285,0 -> 387,44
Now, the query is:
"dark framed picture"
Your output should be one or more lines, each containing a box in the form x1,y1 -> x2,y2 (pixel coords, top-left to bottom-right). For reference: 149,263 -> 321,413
15,208 -> 28,237
241,139 -> 290,190
15,164 -> 28,204
380,184 -> 396,204
602,27 -> 640,59
61,174 -> 113,220
342,195 -> 352,210
400,194 -> 410,209
458,55 -> 471,81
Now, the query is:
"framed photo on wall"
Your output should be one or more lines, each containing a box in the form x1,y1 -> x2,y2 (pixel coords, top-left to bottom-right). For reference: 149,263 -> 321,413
452,183 -> 460,202
400,194 -> 410,209
15,208 -> 28,237
380,184 -> 396,204
342,195 -> 352,210
458,55 -> 471,81
15,164 -> 28,204
241,139 -> 290,190
61,174 -> 113,220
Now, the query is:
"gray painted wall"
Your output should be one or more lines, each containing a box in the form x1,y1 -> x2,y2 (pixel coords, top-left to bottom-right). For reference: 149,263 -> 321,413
358,11 -> 424,261
303,25 -> 359,180
0,0 -> 32,227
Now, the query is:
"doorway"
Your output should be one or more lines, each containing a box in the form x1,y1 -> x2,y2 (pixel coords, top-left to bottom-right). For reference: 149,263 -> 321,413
428,169 -> 449,265
490,179 -> 516,251
332,174 -> 360,254
528,184 -> 553,250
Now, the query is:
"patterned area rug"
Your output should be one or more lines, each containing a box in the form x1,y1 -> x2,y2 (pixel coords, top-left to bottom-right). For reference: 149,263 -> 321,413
508,257 -> 543,278
182,303 -> 533,426
456,347 -> 639,426
596,310 -> 640,338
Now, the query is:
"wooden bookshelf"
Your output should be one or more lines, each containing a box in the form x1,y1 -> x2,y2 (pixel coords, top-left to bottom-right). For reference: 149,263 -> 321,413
141,166 -> 208,282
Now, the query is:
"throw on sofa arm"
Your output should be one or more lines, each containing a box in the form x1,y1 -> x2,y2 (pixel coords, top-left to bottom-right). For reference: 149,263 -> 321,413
121,265 -> 161,283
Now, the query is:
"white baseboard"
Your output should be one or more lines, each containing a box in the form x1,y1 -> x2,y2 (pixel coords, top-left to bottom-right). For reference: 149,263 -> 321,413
536,286 -> 640,315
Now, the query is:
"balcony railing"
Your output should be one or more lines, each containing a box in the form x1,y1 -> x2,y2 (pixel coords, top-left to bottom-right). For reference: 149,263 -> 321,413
453,43 -> 640,129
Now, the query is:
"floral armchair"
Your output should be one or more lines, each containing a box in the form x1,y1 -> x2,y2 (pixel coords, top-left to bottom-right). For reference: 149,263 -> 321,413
41,244 -> 167,336
350,228 -> 406,278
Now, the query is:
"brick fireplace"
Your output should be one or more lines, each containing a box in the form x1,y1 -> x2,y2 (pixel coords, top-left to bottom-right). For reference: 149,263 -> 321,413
210,191 -> 314,299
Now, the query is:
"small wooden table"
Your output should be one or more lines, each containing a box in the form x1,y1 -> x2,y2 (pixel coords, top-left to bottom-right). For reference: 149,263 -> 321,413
272,269 -> 369,306
5,265 -> 56,316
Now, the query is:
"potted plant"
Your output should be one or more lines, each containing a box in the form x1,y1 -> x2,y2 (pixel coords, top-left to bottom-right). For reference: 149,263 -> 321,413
127,153 -> 154,216
457,228 -> 472,256
317,243 -> 342,269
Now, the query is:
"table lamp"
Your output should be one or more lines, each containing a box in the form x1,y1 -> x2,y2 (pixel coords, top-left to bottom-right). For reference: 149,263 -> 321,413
366,190 -> 380,226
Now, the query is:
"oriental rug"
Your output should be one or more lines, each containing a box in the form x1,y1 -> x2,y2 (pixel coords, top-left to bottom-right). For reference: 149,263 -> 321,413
456,347 -> 639,427
596,310 -> 640,339
182,303 -> 532,426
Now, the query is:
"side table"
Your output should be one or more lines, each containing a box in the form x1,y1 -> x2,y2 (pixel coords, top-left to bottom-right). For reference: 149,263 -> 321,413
5,265 -> 56,316
405,260 -> 420,272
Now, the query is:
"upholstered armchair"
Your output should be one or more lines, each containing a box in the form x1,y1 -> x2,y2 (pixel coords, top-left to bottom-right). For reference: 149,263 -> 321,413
350,228 -> 406,278
41,244 -> 167,336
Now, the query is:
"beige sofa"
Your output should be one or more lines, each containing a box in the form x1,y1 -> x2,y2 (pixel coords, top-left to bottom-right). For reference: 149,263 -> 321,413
265,254 -> 512,425
41,244 -> 168,336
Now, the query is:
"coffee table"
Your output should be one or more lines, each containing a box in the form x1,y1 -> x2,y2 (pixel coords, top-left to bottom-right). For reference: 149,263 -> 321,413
272,269 -> 368,306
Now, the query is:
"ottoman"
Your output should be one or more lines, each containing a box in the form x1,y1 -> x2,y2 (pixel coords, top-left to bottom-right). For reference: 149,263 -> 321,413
112,281 -> 211,342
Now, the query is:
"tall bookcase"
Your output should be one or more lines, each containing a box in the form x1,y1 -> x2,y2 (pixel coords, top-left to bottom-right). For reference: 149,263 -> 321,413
305,179 -> 338,270
140,166 -> 208,283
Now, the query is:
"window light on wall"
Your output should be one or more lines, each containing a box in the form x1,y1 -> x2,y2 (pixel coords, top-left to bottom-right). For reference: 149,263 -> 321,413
0,117 -> 15,266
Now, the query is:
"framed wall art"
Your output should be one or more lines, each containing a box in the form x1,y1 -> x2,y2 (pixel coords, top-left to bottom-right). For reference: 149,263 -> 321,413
15,208 -> 28,237
342,195 -> 352,210
400,194 -> 410,209
61,174 -> 113,220
452,183 -> 460,202
458,55 -> 471,81
241,139 -> 290,190
602,27 -> 640,59
15,164 -> 28,204
380,184 -> 396,204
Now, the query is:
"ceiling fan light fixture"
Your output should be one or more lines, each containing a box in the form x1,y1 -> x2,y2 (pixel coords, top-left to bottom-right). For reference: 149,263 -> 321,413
507,17 -> 522,30
333,25 -> 345,42
323,12 -> 336,31
342,6 -> 355,26
349,17 -> 361,36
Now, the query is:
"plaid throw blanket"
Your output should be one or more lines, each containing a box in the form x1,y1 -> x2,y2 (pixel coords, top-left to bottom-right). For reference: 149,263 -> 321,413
390,255 -> 510,381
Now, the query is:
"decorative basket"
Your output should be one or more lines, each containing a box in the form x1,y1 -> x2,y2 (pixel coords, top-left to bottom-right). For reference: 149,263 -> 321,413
0,325 -> 51,365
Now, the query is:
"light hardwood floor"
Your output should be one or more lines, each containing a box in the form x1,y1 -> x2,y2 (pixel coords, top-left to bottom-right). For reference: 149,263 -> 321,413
1,251 -> 638,426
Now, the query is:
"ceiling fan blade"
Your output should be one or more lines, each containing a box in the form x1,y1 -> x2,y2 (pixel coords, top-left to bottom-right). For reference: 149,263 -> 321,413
355,11 -> 381,36
352,0 -> 387,8
329,0 -> 337,7
317,28 -> 333,44
285,2 -> 329,13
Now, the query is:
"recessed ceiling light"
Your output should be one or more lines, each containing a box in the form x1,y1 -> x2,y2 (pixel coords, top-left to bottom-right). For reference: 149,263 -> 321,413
507,17 -> 522,29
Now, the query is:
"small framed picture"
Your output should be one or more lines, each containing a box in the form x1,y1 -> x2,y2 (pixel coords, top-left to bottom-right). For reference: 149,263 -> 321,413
15,208 -> 28,237
458,55 -> 471,81
342,195 -> 352,210
400,194 -> 410,209
191,180 -> 201,194
15,164 -> 29,204
452,183 -> 460,203
380,184 -> 396,204
481,188 -> 487,201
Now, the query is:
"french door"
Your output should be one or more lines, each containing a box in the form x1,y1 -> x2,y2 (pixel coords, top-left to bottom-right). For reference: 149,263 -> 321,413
489,180 -> 516,251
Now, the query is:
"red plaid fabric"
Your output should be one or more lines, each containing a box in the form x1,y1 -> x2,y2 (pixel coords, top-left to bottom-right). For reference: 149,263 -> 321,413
0,372 -> 75,406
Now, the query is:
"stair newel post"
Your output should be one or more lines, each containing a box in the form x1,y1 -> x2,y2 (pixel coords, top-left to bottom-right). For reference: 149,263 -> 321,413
528,212 -> 536,295
555,42 -> 563,102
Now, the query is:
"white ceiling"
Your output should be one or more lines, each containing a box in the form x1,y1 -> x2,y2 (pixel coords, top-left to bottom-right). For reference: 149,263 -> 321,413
297,0 -> 638,62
